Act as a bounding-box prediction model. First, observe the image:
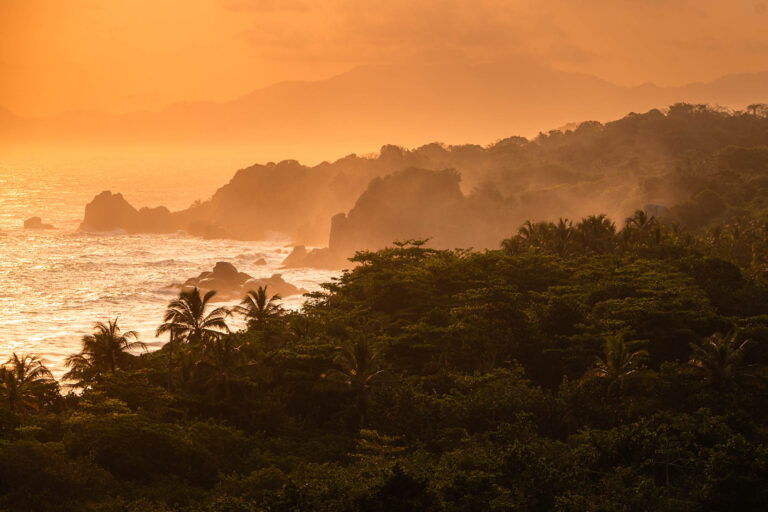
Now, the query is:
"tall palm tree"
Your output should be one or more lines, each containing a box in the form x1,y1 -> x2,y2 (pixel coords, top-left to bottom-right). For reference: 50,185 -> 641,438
624,209 -> 655,231
157,287 -> 229,389
518,220 -> 552,248
64,319 -> 145,386
195,335 -> 245,401
583,334 -> 648,395
623,210 -> 658,247
330,336 -> 385,428
576,214 -> 616,254
157,287 -> 230,345
689,331 -> 753,387
501,236 -> 522,254
0,353 -> 55,412
552,217 -> 575,257
233,286 -> 283,331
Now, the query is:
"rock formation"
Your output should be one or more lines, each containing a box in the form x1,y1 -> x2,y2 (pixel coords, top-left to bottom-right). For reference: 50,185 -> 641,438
23,217 -> 54,229
328,168 -> 511,255
80,110 -> 710,260
281,245 -> 346,269
79,191 -> 173,233
178,262 -> 306,301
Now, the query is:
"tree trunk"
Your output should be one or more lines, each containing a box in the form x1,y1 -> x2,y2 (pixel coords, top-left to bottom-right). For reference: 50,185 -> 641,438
167,329 -> 174,391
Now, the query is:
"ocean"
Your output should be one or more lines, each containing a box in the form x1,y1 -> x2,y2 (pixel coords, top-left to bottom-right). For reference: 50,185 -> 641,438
0,154 -> 336,377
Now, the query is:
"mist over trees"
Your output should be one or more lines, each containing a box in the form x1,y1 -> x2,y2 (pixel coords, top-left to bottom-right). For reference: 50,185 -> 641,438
81,104 -> 768,260
7,102 -> 768,509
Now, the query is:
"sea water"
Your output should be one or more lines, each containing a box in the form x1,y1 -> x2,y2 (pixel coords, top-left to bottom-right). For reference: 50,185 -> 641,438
0,155 -> 336,376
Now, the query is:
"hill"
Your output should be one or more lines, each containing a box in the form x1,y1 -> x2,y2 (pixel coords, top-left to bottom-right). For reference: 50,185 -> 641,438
79,104 -> 768,265
3,61 -> 768,154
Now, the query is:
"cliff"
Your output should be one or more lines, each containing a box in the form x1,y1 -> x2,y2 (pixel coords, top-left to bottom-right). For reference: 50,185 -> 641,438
79,106 -> 768,265
80,191 -> 174,234
329,168 -> 513,254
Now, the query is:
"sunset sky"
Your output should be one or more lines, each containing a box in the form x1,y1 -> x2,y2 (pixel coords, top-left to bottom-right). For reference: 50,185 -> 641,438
2,0 -> 768,117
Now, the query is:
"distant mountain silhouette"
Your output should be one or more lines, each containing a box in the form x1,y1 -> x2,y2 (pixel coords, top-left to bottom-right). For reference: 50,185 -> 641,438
2,60 -> 768,150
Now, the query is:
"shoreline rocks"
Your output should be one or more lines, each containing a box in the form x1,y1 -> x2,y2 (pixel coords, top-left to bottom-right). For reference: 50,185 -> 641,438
178,261 -> 307,301
281,245 -> 346,269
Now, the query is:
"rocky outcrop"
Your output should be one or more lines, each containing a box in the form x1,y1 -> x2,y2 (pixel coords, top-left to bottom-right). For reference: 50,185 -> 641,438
280,245 -> 309,267
241,274 -> 307,299
179,262 -> 306,301
75,141 -> 492,243
24,217 -> 54,229
79,191 -> 174,233
328,168 -> 509,255
75,143 -> 519,250
281,245 -> 346,269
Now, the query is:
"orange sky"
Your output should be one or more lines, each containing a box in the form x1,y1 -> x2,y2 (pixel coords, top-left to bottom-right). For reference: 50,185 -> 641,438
2,0 -> 768,117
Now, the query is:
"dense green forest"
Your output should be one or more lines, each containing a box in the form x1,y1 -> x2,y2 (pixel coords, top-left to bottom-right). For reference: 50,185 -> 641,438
3,207 -> 768,511
4,103 -> 768,510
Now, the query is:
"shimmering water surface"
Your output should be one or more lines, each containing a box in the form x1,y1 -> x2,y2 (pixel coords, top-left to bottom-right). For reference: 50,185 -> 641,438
0,157 -> 336,376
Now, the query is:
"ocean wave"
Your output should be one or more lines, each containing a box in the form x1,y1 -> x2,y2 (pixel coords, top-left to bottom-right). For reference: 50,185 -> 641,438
145,259 -> 179,267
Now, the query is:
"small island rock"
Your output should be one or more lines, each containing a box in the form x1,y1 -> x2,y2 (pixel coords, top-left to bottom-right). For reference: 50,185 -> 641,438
24,217 -> 55,229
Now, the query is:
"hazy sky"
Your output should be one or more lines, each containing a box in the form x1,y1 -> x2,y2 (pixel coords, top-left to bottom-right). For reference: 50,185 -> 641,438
2,0 -> 768,116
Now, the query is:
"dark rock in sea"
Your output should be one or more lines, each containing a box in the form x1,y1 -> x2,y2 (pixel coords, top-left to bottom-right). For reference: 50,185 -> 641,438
178,262 -> 304,301
281,245 -> 346,269
79,191 -> 174,233
79,191 -> 135,232
280,245 -> 308,267
242,274 -> 307,298
213,261 -> 239,280
77,156 -> 376,241
23,217 -> 54,229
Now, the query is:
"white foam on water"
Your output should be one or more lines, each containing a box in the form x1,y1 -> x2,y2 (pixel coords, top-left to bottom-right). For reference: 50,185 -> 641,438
0,160 -> 338,377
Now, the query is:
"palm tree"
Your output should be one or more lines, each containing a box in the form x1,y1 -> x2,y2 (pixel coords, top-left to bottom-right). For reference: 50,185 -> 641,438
576,214 -> 616,254
625,209 -> 655,231
0,353 -> 55,412
157,287 -> 230,345
330,336 -> 385,428
157,287 -> 229,389
689,331 -> 753,387
233,286 -> 283,331
552,218 -> 575,257
195,335 -> 245,401
64,319 -> 145,386
501,235 -> 522,254
518,220 -> 552,248
583,334 -> 648,395
623,210 -> 658,247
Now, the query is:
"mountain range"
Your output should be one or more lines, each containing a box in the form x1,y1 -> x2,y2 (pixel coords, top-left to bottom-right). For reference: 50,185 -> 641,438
3,59 -> 768,155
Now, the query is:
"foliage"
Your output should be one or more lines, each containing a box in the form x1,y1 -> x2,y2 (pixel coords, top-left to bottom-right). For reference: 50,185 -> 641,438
63,319 -> 146,387
6,104 -> 768,508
